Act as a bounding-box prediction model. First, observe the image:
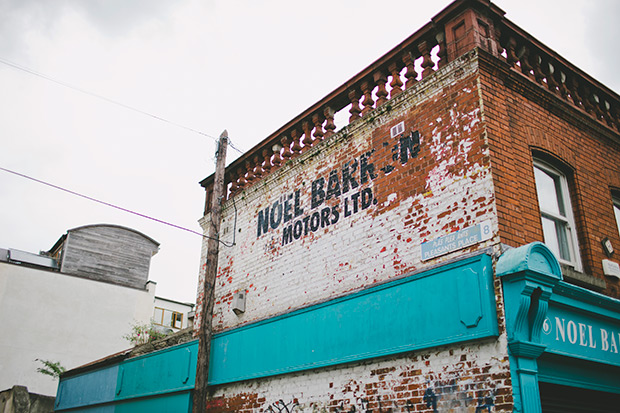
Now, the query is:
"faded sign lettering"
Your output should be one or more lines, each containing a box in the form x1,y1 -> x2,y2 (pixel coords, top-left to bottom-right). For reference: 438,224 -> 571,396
255,130 -> 420,246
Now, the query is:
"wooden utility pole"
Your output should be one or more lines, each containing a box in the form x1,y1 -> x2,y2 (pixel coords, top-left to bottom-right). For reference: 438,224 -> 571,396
193,130 -> 228,413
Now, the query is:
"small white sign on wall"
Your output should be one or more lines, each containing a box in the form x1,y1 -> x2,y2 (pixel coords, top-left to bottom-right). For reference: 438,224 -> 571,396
421,220 -> 493,261
602,259 -> 620,279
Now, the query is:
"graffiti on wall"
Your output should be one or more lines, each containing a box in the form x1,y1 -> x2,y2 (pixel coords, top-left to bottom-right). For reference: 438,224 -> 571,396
252,371 -> 499,412
266,398 -> 300,412
421,376 -> 497,413
256,130 -> 420,247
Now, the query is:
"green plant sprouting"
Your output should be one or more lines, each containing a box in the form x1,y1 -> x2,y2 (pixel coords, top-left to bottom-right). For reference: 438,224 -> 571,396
36,359 -> 66,379
123,321 -> 169,346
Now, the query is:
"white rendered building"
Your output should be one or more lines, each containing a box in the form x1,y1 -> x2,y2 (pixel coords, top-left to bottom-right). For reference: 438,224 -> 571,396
0,224 -> 159,396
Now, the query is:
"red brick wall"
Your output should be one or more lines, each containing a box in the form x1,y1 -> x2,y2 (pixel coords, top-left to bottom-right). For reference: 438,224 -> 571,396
196,50 -> 513,412
197,52 -> 497,335
204,349 -> 513,412
195,44 -> 620,411
479,51 -> 620,298
193,4 -> 620,409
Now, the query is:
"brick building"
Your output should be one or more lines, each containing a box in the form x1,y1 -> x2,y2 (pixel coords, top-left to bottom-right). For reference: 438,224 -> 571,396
195,0 -> 620,411
53,0 -> 620,411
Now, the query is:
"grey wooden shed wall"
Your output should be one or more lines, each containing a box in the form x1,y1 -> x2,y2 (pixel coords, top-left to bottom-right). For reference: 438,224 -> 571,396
59,225 -> 159,289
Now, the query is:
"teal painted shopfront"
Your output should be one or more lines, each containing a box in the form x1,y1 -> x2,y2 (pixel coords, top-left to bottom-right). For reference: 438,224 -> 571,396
498,242 -> 620,412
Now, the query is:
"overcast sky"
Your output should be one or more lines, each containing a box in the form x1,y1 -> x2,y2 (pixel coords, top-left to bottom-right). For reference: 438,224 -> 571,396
1,0 -> 618,304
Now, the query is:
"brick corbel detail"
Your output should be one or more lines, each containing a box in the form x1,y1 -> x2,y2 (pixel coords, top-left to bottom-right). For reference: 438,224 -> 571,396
444,8 -> 499,61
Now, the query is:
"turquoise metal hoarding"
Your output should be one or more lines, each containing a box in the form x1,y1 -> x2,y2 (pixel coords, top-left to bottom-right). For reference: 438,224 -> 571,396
54,364 -> 119,411
54,341 -> 197,412
209,253 -> 498,384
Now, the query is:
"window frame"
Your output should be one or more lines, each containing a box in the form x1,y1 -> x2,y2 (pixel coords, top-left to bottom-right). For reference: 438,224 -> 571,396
153,307 -> 165,325
172,312 -> 183,329
533,159 -> 582,271
153,307 -> 184,329
613,194 -> 620,239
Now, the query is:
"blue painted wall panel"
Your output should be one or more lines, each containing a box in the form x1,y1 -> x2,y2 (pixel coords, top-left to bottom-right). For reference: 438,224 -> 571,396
55,341 -> 198,412
55,365 -> 119,411
56,254 -> 497,410
209,254 -> 497,384
56,393 -> 193,413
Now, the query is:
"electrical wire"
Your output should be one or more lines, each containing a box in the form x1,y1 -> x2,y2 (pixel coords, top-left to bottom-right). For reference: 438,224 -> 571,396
0,166 -> 236,247
218,196 -> 238,248
0,57 -> 245,154
228,140 -> 245,154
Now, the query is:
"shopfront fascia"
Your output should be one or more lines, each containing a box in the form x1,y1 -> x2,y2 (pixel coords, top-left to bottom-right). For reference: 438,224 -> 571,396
498,242 -> 620,412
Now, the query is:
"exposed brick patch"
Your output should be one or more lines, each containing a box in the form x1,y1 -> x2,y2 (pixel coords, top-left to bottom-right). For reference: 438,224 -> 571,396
205,339 -> 512,412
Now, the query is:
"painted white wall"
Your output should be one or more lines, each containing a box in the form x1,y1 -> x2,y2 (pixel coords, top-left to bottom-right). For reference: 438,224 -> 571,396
0,262 -> 155,396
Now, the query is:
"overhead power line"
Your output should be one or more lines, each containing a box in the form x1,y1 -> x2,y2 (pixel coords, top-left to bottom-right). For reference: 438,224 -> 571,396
0,166 -> 235,247
0,56 -> 245,154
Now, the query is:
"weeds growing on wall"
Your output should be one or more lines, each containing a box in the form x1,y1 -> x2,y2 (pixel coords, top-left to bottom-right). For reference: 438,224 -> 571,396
36,359 -> 66,379
123,322 -> 169,346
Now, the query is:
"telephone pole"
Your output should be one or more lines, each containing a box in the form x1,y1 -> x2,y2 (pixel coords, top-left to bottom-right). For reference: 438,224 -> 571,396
193,130 -> 228,413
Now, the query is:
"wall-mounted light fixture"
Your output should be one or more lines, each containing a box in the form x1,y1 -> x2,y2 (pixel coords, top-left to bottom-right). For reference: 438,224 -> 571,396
602,237 -> 614,257
232,291 -> 246,315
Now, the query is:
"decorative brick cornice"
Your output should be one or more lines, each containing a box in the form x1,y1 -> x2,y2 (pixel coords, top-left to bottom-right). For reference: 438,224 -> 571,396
478,48 -> 620,146
200,0 -> 619,215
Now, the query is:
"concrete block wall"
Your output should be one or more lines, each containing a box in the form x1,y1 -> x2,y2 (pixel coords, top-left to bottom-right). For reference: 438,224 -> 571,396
0,386 -> 55,413
194,50 -> 512,411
